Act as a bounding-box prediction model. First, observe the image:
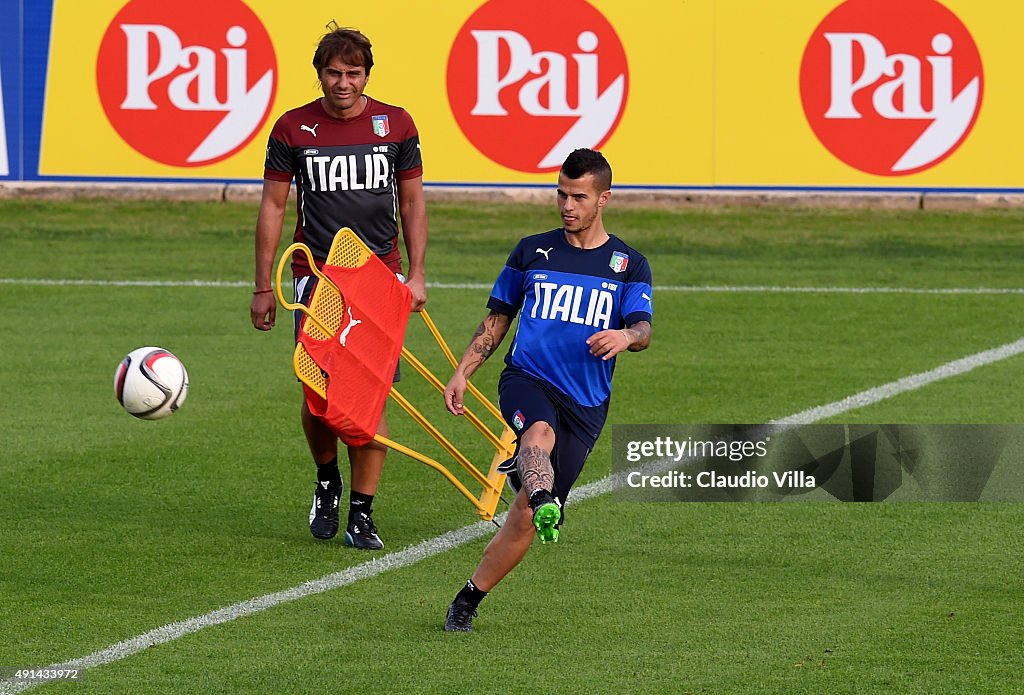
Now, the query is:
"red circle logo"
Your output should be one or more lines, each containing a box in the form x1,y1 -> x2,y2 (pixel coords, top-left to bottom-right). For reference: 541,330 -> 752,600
800,0 -> 983,176
447,0 -> 629,173
97,0 -> 277,168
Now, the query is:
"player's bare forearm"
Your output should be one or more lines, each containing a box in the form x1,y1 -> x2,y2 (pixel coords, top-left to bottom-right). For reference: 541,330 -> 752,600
251,179 -> 290,331
587,320 -> 652,360
397,176 -> 428,308
253,179 -> 291,290
400,211 -> 427,280
457,310 -> 511,379
444,310 -> 510,416
623,321 -> 652,352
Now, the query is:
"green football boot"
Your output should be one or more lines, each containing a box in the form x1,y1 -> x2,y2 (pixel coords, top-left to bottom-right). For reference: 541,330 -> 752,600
532,502 -> 560,544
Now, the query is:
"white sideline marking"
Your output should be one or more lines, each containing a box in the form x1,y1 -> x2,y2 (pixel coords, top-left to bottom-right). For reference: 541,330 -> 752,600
774,337 -> 1024,425
656,285 -> 1024,295
428,283 -> 1024,295
3,342 -> 1024,693
0,278 -> 248,288
2,277 -> 1023,295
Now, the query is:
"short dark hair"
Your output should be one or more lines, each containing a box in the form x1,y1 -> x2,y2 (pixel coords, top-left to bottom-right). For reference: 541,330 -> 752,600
313,27 -> 374,76
560,148 -> 612,191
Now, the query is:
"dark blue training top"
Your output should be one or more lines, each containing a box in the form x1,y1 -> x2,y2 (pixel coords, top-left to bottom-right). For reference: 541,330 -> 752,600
487,229 -> 653,435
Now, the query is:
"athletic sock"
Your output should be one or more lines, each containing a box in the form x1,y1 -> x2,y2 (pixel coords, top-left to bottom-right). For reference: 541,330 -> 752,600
528,489 -> 555,511
349,491 -> 375,522
455,579 -> 488,609
316,457 -> 341,487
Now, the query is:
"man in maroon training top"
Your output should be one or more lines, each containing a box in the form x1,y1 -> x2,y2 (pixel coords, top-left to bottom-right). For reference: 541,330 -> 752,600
250,26 -> 428,551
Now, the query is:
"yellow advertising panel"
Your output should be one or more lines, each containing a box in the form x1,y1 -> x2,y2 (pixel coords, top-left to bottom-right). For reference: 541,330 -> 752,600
715,0 -> 1022,188
37,0 -> 1024,188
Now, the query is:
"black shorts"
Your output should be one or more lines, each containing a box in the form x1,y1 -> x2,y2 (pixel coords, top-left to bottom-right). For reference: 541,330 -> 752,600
497,370 -> 593,524
293,276 -> 401,383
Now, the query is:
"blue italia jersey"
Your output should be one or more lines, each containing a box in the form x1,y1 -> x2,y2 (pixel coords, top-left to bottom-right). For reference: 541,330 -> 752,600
488,229 -> 654,411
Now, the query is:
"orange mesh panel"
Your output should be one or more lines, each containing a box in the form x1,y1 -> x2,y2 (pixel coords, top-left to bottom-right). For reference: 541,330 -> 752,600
294,230 -> 375,398
298,229 -> 411,446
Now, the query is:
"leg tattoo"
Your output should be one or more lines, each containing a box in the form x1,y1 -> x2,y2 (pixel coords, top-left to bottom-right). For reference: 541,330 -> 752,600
517,445 -> 553,498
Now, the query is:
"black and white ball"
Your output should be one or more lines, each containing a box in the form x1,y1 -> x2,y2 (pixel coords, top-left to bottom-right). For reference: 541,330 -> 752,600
114,347 -> 189,420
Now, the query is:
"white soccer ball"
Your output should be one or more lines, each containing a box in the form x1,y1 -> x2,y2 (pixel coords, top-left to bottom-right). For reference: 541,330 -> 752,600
114,346 -> 189,420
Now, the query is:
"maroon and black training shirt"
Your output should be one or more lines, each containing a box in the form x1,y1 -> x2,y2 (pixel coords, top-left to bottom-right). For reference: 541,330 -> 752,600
264,97 -> 423,276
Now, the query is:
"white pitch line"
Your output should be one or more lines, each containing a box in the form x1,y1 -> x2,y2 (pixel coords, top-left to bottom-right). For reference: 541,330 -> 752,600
0,278 -> 249,288
654,285 -> 1024,295
3,338 -> 1024,694
773,337 -> 1024,425
2,277 -> 1023,295
429,283 -> 1024,295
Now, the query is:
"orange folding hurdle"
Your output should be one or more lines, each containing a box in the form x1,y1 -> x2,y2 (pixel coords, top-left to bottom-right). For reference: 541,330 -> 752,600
274,228 -> 515,521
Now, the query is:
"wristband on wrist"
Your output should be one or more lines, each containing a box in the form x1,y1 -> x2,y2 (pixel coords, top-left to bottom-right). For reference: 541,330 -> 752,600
252,289 -> 274,295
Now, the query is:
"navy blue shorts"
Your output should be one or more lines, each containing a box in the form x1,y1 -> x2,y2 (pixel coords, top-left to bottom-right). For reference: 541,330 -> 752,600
497,370 -> 593,524
293,276 -> 401,383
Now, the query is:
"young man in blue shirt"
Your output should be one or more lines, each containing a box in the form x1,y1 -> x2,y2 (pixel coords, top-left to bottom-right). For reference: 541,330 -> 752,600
442,148 -> 653,632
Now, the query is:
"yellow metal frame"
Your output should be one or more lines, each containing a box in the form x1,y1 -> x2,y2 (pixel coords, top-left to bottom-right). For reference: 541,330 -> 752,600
275,228 -> 514,521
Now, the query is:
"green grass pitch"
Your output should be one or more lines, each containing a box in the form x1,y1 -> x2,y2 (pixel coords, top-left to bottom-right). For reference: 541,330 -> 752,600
0,198 -> 1022,694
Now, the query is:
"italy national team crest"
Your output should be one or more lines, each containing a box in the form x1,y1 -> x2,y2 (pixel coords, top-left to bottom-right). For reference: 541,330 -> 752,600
371,114 -> 390,137
610,251 -> 629,273
513,409 -> 525,430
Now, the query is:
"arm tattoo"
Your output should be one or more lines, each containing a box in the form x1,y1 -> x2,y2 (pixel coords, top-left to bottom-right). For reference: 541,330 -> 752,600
517,445 -> 554,497
624,321 -> 652,352
464,311 -> 510,371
